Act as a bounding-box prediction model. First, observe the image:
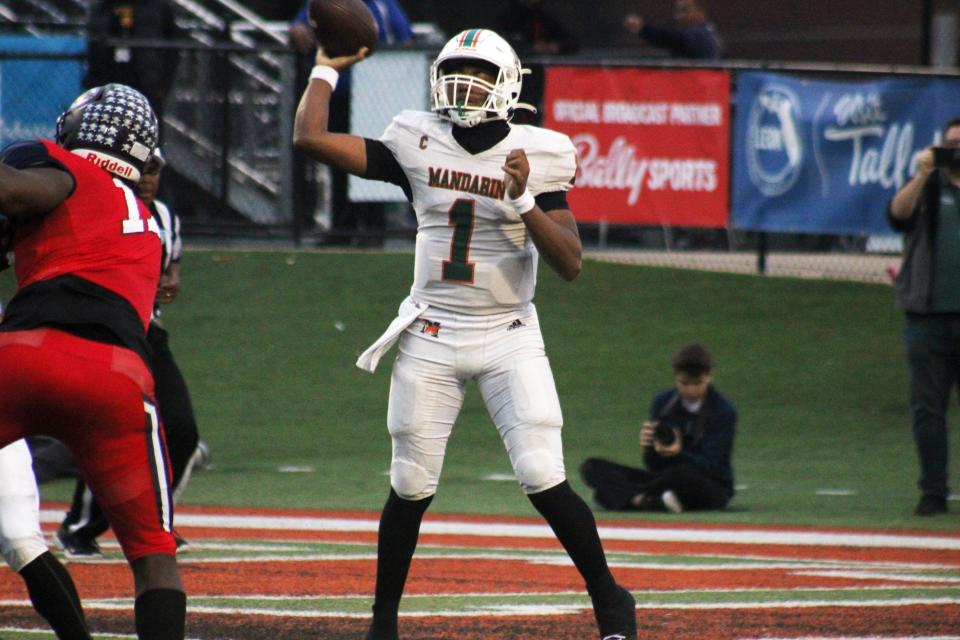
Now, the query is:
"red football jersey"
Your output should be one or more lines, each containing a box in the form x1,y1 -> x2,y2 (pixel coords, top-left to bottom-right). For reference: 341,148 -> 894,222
13,141 -> 161,330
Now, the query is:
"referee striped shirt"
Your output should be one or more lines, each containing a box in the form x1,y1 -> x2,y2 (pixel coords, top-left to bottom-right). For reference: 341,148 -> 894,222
150,198 -> 182,320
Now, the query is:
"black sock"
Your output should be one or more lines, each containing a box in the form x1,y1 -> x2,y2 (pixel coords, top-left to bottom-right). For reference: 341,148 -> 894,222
19,551 -> 91,640
367,488 -> 433,639
134,588 -> 186,640
527,481 -> 619,603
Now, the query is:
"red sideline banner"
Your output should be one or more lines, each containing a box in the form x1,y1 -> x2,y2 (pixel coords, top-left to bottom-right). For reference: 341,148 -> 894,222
543,67 -> 730,227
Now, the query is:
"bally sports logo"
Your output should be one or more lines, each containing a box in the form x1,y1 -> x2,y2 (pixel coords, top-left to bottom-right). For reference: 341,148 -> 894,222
573,133 -> 719,205
71,148 -> 140,181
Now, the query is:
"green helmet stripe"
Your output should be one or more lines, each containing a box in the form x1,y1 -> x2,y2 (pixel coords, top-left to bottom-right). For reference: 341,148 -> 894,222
459,29 -> 482,48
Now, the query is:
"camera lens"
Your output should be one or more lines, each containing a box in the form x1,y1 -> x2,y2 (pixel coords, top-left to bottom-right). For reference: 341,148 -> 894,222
653,422 -> 676,446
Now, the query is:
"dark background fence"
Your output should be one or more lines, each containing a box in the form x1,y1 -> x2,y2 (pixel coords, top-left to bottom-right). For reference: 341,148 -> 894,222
1,18 -> 955,282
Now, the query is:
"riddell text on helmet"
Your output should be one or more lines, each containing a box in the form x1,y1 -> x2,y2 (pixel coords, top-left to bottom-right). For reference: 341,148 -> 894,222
84,152 -> 135,178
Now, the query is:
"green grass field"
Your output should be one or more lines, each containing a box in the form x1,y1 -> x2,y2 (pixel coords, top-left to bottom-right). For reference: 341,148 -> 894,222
3,249 -> 949,532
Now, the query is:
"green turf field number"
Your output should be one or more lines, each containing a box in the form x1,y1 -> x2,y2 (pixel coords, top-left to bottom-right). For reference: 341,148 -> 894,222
442,199 -> 476,282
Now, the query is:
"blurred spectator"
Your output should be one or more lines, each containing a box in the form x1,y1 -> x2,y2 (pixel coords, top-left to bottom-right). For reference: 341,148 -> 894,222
493,0 -> 579,56
888,118 -> 960,517
84,0 -> 181,120
288,0 -> 415,246
580,343 -> 736,513
623,0 -> 723,60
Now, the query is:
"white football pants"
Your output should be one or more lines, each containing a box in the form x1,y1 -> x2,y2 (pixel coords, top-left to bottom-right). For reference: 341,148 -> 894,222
387,303 -> 565,499
0,439 -> 48,572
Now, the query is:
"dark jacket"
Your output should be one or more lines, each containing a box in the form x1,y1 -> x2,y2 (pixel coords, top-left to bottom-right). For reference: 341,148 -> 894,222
639,21 -> 722,59
643,386 -> 736,498
887,171 -> 943,313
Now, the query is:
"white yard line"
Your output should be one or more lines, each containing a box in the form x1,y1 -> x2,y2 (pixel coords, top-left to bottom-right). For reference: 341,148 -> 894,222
7,597 -> 960,620
41,508 -> 960,550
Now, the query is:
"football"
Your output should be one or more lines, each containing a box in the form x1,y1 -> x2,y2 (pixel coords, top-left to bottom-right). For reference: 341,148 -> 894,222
308,0 -> 379,58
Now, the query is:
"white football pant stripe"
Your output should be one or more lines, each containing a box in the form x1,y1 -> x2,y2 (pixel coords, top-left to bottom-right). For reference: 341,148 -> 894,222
146,400 -> 173,533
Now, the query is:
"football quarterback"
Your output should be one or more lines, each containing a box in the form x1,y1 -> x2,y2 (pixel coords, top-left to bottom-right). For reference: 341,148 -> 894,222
294,28 -> 637,640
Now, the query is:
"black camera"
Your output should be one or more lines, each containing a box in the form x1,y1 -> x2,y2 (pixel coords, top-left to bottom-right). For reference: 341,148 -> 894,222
653,421 -> 676,446
934,145 -> 960,169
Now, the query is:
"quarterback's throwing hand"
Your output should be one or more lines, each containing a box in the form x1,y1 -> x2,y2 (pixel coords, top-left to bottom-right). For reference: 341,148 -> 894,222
502,149 -> 530,199
314,46 -> 370,72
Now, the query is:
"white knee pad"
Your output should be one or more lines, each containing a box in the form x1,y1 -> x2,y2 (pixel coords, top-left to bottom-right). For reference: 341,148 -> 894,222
390,457 -> 435,501
513,448 -> 566,494
1,536 -> 47,573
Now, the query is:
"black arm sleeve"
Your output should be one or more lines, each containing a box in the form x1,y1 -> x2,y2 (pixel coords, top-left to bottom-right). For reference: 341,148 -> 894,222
0,141 -> 76,197
535,190 -> 569,213
0,141 -> 68,171
363,138 -> 412,201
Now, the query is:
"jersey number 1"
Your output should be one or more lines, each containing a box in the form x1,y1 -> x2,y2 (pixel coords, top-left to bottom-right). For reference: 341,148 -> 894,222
442,199 -> 476,283
115,178 -> 160,237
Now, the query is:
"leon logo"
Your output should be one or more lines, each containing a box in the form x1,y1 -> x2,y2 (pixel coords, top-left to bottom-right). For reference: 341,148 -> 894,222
746,84 -> 803,197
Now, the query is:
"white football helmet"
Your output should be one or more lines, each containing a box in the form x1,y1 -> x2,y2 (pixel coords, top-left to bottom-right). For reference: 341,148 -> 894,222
430,29 -> 536,128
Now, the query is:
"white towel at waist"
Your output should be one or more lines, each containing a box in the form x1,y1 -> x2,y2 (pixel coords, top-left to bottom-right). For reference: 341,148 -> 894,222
356,296 -> 429,373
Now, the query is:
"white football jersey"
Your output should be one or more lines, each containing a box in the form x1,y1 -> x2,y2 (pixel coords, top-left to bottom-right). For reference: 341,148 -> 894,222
379,110 -> 577,315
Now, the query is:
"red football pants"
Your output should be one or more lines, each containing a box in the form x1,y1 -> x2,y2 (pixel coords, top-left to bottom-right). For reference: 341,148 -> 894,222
0,328 -> 176,560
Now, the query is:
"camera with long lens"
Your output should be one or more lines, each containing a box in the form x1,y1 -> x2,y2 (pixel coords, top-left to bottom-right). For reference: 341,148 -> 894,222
934,146 -> 960,169
653,421 -> 677,446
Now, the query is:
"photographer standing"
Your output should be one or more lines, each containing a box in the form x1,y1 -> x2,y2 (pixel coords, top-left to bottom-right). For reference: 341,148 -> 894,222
888,119 -> 960,517
580,343 -> 736,513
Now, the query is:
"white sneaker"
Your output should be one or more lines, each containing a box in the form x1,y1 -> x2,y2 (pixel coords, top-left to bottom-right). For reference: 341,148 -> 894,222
661,490 -> 684,514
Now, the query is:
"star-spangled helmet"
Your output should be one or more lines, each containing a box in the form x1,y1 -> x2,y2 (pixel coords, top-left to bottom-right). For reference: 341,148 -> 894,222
55,84 -> 158,183
430,29 -> 536,128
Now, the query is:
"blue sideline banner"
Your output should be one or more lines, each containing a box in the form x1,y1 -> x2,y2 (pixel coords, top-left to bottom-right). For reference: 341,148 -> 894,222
0,36 -> 84,149
732,71 -> 960,235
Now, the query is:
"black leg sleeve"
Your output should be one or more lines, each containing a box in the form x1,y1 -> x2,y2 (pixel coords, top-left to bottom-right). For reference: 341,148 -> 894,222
19,551 -> 91,640
367,488 -> 433,640
527,481 -> 619,603
134,588 -> 186,640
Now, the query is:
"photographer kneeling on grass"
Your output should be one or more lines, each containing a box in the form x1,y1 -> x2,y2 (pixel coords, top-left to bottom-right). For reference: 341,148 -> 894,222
580,343 -> 736,513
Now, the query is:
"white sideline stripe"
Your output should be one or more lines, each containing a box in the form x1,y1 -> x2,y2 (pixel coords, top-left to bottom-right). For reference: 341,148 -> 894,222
185,586 -> 960,600
4,586 -> 953,608
44,550 -> 960,571
794,570 -> 960,583
40,509 -> 960,550
6,597 -> 956,620
4,596 -> 960,621
85,538 -> 960,571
